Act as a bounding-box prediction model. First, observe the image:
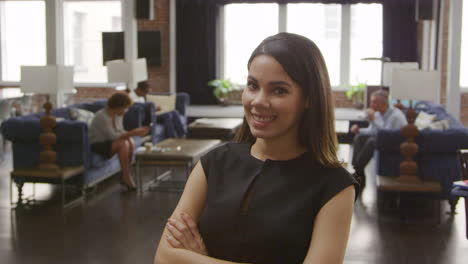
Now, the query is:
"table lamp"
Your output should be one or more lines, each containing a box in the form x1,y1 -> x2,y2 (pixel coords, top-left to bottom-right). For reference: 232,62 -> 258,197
391,69 -> 440,182
20,65 -> 74,170
382,62 -> 419,109
106,58 -> 148,91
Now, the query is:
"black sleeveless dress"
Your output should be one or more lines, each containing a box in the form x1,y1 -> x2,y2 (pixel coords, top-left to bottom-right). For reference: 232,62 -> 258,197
199,143 -> 357,264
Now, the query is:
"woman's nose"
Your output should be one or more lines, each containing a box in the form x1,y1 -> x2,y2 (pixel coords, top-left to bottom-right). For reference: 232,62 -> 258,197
251,90 -> 270,108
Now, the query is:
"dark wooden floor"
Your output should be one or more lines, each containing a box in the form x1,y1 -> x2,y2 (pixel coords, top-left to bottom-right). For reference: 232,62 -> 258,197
0,145 -> 467,264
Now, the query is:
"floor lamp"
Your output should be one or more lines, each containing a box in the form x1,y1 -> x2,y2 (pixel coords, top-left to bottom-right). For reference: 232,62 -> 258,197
20,65 -> 74,170
391,69 -> 440,183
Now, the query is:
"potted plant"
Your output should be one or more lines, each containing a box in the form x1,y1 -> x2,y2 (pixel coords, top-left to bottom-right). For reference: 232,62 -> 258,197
208,79 -> 242,105
345,83 -> 365,109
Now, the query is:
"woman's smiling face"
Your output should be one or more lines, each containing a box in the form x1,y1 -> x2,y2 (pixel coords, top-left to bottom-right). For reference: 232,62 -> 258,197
242,55 -> 308,142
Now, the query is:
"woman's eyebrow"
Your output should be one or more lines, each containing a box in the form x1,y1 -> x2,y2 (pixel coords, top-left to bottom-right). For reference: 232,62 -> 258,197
247,75 -> 257,82
268,81 -> 291,87
247,76 -> 291,87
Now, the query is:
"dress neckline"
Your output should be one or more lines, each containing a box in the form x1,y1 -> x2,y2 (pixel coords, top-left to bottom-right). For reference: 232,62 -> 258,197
242,142 -> 310,164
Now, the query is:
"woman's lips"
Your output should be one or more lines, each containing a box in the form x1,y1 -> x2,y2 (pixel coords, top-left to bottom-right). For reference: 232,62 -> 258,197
251,114 -> 276,128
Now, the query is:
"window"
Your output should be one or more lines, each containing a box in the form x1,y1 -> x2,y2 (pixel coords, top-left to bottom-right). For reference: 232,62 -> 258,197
288,4 -> 341,86
349,4 -> 383,85
0,1 -> 46,81
72,12 -> 86,69
222,3 -> 383,89
460,0 -> 468,87
63,0 -> 122,82
224,4 -> 278,84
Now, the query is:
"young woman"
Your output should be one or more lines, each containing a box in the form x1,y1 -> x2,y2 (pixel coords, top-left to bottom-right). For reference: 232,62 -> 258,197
88,92 -> 149,190
154,33 -> 357,264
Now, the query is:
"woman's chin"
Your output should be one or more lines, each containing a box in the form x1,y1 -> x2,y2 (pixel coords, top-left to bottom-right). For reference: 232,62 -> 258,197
250,129 -> 272,139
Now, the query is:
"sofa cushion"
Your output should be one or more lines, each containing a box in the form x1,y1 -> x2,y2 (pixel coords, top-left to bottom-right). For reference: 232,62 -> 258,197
415,111 -> 437,130
147,93 -> 176,114
414,101 -> 464,129
69,108 -> 95,125
428,119 -> 450,130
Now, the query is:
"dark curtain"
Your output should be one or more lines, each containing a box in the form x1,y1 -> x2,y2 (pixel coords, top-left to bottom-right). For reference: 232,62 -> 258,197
176,0 -> 219,105
177,0 -> 418,104
382,0 -> 418,62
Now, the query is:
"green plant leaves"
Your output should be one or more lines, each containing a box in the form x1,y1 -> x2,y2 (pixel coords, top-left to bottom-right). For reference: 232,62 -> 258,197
346,83 -> 365,102
208,79 -> 241,99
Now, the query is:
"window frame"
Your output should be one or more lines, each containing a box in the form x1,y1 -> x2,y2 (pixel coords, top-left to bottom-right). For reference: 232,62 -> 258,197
0,0 -> 124,87
219,3 -> 382,91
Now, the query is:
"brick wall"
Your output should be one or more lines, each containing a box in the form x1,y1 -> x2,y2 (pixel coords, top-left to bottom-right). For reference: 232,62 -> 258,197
441,0 -> 450,105
137,0 -> 170,93
333,91 -> 355,108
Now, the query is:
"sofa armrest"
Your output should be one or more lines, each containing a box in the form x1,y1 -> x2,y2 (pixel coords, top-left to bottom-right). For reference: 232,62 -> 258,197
134,102 -> 156,126
2,117 -> 90,169
176,93 -> 190,116
376,127 -> 468,153
419,128 -> 468,153
376,129 -> 405,153
123,104 -> 145,131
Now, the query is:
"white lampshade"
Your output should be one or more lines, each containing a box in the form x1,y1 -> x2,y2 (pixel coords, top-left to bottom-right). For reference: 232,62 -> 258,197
20,65 -> 74,94
106,58 -> 148,85
391,69 -> 440,102
382,62 -> 419,87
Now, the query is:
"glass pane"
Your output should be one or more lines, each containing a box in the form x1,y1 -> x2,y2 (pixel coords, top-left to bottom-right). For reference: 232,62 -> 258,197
63,0 -> 122,82
287,4 -> 341,86
224,4 -> 278,85
349,4 -> 383,86
1,1 -> 46,81
461,1 -> 468,87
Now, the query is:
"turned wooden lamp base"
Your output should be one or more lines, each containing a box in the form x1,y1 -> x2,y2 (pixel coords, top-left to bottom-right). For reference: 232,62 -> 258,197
397,101 -> 420,183
39,98 -> 59,171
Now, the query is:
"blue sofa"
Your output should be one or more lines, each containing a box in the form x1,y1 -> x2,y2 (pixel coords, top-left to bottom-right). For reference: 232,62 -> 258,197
1,93 -> 189,197
140,93 -> 190,143
2,101 -> 145,193
375,101 -> 468,206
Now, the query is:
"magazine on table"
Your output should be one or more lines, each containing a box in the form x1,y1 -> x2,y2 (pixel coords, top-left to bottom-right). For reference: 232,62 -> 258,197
453,180 -> 468,190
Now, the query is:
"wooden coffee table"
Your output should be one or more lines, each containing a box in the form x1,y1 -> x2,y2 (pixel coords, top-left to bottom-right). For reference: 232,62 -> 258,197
188,118 -> 243,140
135,138 -> 222,192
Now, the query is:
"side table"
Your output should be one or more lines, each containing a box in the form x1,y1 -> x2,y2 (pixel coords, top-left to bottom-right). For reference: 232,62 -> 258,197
188,118 -> 243,140
377,175 -> 442,222
451,187 -> 468,239
10,166 -> 85,209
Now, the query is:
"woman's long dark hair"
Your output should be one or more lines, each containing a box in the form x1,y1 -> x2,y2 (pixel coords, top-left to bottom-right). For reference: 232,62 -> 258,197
234,32 -> 340,168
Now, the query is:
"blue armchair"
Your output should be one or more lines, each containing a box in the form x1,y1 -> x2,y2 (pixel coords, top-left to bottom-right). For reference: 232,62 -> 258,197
375,101 -> 468,208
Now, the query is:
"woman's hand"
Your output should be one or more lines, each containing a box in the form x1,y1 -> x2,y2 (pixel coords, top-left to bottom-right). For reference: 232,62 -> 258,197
165,212 -> 208,256
129,126 -> 150,137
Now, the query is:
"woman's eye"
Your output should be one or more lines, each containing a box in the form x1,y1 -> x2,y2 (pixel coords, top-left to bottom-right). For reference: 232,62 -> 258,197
247,81 -> 258,90
274,87 -> 288,95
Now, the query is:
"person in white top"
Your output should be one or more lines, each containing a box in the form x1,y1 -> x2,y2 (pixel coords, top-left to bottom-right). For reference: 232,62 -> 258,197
350,89 -> 407,192
88,92 -> 149,190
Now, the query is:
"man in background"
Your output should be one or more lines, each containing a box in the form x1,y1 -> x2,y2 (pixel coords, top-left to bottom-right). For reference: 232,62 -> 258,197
129,81 -> 149,103
351,89 -> 407,192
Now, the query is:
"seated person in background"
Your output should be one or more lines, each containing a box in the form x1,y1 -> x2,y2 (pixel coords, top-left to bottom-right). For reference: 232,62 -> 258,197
350,89 -> 407,191
129,81 -> 150,103
88,92 -> 150,190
